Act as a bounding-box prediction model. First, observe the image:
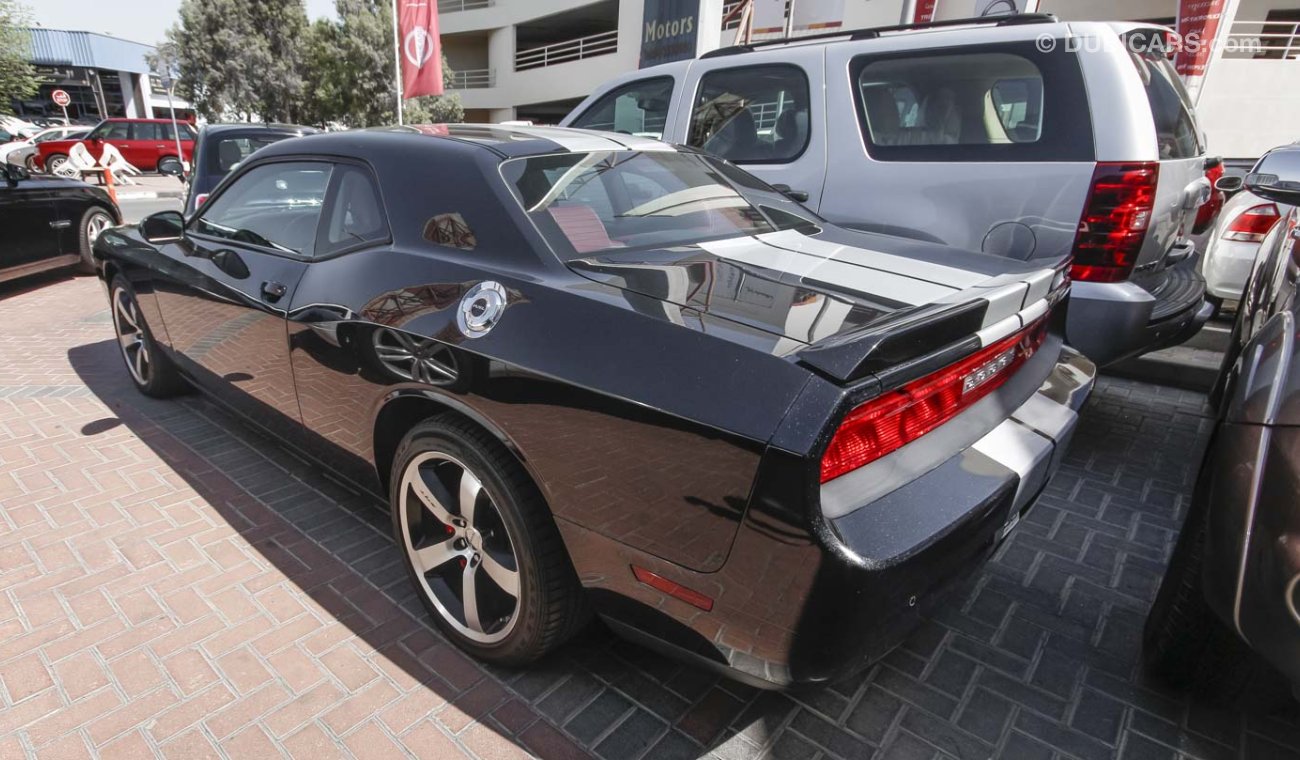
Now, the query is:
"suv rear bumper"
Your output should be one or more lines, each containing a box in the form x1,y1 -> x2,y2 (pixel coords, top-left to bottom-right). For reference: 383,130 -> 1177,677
1066,268 -> 1210,366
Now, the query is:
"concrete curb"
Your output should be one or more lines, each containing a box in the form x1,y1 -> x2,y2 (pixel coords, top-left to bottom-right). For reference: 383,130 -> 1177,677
115,190 -> 185,201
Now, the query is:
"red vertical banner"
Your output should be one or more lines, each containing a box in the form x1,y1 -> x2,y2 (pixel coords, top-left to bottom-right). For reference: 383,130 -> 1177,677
913,0 -> 938,23
399,0 -> 444,99
1175,0 -> 1228,79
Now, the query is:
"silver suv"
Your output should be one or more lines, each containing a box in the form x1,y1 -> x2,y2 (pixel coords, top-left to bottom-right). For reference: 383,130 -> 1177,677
562,15 -> 1214,366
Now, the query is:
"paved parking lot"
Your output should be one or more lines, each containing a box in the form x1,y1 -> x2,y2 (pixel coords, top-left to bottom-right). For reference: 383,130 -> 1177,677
2,273 -> 1299,760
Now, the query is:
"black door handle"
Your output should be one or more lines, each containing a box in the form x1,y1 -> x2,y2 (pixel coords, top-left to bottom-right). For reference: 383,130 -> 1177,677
261,280 -> 287,301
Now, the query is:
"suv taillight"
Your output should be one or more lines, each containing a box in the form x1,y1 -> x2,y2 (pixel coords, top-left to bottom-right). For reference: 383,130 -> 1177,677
820,317 -> 1050,483
1222,203 -> 1281,243
1071,162 -> 1159,284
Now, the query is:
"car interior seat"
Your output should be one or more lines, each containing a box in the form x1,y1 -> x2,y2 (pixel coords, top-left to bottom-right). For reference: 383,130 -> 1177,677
862,86 -> 902,146
774,108 -> 809,158
704,108 -> 761,162
217,140 -> 244,172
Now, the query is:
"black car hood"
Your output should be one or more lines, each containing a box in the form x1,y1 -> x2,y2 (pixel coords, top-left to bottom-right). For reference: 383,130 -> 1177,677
569,227 -> 1061,361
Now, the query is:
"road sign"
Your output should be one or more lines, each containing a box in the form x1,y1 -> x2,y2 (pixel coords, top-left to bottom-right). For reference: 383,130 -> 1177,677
51,89 -> 70,107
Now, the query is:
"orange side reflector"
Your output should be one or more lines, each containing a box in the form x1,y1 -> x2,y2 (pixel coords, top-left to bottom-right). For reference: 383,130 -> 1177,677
631,566 -> 714,612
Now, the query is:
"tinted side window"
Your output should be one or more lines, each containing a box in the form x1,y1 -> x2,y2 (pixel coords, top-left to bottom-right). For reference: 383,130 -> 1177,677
133,123 -> 160,140
570,76 -> 674,139
194,161 -> 331,255
1126,47 -> 1201,159
102,122 -> 131,140
852,42 -> 1093,162
688,64 -> 810,164
319,165 -> 389,256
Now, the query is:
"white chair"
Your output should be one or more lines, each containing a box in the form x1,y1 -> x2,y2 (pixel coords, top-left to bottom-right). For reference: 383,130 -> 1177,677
98,143 -> 141,184
52,142 -> 97,179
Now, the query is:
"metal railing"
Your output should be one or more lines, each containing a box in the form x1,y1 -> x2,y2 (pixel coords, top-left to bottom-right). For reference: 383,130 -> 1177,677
722,1 -> 746,30
438,0 -> 492,13
447,68 -> 494,89
515,29 -> 618,71
1223,19 -> 1297,58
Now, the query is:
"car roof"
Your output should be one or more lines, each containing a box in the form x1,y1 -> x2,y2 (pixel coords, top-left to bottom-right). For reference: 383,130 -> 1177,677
254,124 -> 675,161
199,123 -> 320,136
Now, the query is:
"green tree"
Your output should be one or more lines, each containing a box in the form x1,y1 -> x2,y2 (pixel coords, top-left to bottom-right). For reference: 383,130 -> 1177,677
302,0 -> 461,127
163,0 -> 261,119
245,0 -> 309,122
0,0 -> 39,115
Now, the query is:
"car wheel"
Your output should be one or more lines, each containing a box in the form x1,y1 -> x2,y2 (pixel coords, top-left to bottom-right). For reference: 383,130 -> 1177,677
45,153 -> 68,173
109,275 -> 188,399
23,154 -> 37,172
77,207 -> 115,274
391,414 -> 587,665
1143,496 -> 1290,710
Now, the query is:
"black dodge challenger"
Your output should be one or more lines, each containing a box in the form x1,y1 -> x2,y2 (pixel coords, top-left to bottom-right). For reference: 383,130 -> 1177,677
93,125 -> 1095,687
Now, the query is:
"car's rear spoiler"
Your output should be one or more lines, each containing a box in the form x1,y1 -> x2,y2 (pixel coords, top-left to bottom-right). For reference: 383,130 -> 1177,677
795,299 -> 990,384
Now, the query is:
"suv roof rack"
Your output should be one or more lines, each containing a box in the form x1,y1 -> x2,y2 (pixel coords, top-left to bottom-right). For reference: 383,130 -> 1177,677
700,12 -> 1059,59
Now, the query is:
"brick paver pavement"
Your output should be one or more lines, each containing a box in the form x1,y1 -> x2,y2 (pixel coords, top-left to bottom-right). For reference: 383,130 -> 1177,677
2,273 -> 1299,760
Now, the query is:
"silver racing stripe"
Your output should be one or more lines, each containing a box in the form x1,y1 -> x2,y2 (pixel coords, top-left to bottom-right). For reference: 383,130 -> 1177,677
756,230 -> 991,288
698,234 -> 959,307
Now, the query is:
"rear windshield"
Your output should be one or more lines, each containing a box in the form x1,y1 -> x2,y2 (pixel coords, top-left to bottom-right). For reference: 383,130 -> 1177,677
1124,41 -> 1202,159
851,41 -> 1093,162
500,150 -> 814,258
206,134 -> 291,176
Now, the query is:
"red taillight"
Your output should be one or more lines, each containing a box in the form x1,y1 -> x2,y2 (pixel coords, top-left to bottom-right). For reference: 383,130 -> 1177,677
1222,203 -> 1281,243
1070,162 -> 1159,283
1193,162 -> 1225,234
820,318 -> 1051,483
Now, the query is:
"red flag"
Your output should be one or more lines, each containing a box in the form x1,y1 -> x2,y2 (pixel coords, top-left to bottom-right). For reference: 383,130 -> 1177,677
398,0 -> 443,99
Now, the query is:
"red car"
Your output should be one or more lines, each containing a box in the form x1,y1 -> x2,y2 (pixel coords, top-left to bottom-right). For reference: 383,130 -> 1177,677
36,118 -> 196,175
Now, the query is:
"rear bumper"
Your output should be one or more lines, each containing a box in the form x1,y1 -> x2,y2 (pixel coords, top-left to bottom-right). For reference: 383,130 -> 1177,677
786,345 -> 1093,683
578,344 -> 1095,689
1067,268 -> 1209,366
1203,239 -> 1260,301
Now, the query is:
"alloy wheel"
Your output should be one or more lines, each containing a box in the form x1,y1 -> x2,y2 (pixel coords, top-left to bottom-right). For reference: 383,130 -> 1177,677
112,286 -> 151,386
373,328 -> 459,385
86,211 -> 112,243
47,155 -> 67,172
399,451 -> 521,643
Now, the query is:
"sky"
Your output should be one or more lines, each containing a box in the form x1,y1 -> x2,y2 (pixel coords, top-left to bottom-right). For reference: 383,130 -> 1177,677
27,0 -> 338,48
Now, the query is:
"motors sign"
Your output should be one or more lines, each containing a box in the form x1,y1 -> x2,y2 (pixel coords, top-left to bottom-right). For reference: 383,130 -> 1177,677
640,0 -> 699,68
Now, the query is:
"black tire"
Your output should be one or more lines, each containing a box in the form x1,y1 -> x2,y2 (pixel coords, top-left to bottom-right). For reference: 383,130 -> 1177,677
1143,498 -> 1291,711
23,154 -> 37,173
77,206 -> 115,274
108,275 -> 189,399
45,153 -> 68,173
390,414 -> 588,665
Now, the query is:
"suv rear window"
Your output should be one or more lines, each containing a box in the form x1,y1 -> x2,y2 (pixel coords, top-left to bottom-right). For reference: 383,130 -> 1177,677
1125,42 -> 1202,159
851,42 -> 1093,162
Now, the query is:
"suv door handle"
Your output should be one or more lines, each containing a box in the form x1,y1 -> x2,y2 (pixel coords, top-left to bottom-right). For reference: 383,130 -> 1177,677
772,184 -> 810,203
261,280 -> 287,301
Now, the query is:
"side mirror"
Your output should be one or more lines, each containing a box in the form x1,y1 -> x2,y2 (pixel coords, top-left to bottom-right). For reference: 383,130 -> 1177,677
1214,175 -> 1244,193
2,164 -> 29,184
1244,172 -> 1300,206
140,210 -> 185,244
